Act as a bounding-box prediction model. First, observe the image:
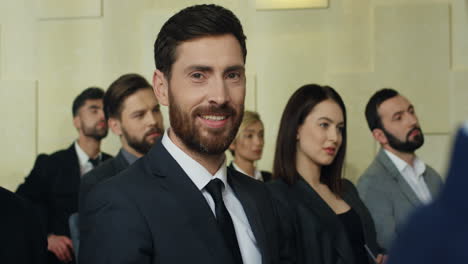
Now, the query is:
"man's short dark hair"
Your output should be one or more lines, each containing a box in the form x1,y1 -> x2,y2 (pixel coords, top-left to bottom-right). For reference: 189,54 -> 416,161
365,88 -> 400,131
154,4 -> 247,79
103,73 -> 152,120
72,87 -> 105,117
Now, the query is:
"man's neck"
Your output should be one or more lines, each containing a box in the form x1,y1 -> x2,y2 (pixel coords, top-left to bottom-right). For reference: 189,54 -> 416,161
168,130 -> 225,175
77,136 -> 101,159
383,145 -> 416,167
121,139 -> 144,158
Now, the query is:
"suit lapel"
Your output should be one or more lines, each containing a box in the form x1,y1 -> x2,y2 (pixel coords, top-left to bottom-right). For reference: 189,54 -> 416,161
145,142 -> 234,264
377,149 -> 421,206
228,169 -> 268,263
113,150 -> 129,172
67,144 -> 82,191
423,169 -> 441,197
291,179 -> 354,264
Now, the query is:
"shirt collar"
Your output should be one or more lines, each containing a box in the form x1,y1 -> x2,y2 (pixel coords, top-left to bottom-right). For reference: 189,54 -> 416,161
161,129 -> 227,191
384,149 -> 426,177
74,141 -> 102,167
74,141 -> 90,167
120,148 -> 139,165
232,162 -> 263,181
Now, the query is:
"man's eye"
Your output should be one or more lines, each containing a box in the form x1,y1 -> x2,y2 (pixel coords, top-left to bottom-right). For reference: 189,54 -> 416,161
227,72 -> 240,80
319,123 -> 329,128
191,73 -> 203,79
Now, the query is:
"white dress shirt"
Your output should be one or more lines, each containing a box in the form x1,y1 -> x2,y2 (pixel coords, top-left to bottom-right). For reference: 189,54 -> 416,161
232,162 -> 264,181
74,141 -> 100,176
384,149 -> 432,204
162,129 -> 261,264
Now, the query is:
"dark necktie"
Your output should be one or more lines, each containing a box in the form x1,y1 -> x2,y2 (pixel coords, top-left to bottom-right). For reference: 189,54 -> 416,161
88,157 -> 100,168
205,179 -> 243,264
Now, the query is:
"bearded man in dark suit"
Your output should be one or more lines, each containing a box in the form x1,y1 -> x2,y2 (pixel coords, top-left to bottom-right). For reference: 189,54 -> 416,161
16,87 -> 112,263
79,4 -> 290,264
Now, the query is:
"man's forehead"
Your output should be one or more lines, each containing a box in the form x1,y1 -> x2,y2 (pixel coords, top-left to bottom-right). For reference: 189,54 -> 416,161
82,99 -> 103,109
173,34 -> 244,67
378,95 -> 412,117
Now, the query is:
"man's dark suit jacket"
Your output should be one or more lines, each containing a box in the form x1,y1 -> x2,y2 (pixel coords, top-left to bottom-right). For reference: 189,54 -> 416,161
79,140 -> 289,264
268,178 -> 383,264
0,186 -> 47,264
79,149 -> 129,214
228,162 -> 273,182
15,144 -> 111,263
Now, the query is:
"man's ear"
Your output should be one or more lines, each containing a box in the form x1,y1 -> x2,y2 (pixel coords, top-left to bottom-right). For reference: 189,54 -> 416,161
73,115 -> 81,131
153,69 -> 169,106
372,128 -> 387,145
108,118 -> 122,136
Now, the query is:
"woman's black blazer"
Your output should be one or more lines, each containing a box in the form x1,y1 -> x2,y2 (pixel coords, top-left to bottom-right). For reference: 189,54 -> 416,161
268,178 -> 383,264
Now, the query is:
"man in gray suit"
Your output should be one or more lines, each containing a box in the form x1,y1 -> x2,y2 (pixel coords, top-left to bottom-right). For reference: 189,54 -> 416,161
357,88 -> 443,251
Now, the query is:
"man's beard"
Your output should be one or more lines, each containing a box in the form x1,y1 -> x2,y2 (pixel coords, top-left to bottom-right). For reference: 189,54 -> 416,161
168,92 -> 243,155
122,126 -> 163,155
383,126 -> 424,153
82,122 -> 108,141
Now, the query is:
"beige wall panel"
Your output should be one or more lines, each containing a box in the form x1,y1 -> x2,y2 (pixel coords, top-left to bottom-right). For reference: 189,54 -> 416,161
327,72 -> 377,183
37,19 -> 108,154
417,133 -> 451,179
0,80 -> 37,191
0,0 -> 37,80
38,0 -> 102,19
252,9 -> 330,172
451,0 -> 468,70
152,0 -> 242,13
450,71 -> 468,127
327,0 -> 372,72
374,3 -> 450,133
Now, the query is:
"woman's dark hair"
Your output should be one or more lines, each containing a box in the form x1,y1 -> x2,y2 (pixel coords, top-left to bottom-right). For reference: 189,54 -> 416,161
273,84 -> 347,195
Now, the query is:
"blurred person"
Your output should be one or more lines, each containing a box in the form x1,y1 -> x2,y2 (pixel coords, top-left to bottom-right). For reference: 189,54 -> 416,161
357,88 -> 443,250
269,84 -> 385,264
229,110 -> 272,181
387,122 -> 468,264
16,87 -> 112,264
0,186 -> 47,264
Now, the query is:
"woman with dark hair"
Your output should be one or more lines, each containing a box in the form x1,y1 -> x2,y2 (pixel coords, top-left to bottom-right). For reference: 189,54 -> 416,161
269,84 -> 385,264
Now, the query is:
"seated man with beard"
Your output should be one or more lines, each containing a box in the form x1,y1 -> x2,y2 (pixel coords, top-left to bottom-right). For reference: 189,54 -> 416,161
357,88 -> 443,251
79,4 -> 288,264
79,73 -> 164,211
16,87 -> 112,264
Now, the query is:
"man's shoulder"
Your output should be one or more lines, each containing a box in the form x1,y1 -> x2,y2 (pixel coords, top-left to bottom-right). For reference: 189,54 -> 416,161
357,155 -> 394,191
82,158 -> 118,183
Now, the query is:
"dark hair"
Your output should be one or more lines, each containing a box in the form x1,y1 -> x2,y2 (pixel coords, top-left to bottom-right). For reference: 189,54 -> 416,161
154,4 -> 247,79
103,73 -> 152,120
72,87 -> 105,117
273,84 -> 347,195
365,88 -> 399,131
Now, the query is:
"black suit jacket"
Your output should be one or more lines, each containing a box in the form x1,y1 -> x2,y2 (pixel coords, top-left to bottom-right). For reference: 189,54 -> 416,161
15,144 -> 111,263
228,162 -> 273,182
0,186 -> 47,264
80,140 -> 290,264
268,178 -> 382,264
79,149 -> 129,213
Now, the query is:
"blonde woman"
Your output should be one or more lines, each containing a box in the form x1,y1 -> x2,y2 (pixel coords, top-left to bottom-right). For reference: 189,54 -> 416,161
229,111 -> 272,182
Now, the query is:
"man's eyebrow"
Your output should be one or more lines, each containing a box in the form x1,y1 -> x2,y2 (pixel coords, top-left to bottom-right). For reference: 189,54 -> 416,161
185,65 -> 213,73
224,65 -> 245,73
